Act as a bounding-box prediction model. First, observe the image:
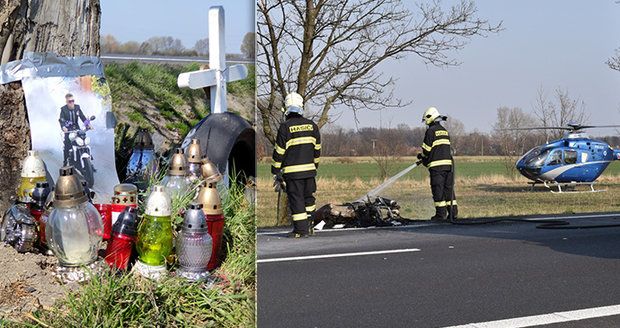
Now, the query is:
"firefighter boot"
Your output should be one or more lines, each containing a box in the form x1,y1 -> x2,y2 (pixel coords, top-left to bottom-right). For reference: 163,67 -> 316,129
430,206 -> 448,222
289,219 -> 309,238
447,204 -> 458,222
307,211 -> 316,236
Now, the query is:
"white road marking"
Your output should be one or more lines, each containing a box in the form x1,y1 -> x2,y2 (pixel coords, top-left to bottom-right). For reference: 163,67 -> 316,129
257,223 -> 433,236
257,248 -> 421,263
444,304 -> 620,328
257,213 -> 620,236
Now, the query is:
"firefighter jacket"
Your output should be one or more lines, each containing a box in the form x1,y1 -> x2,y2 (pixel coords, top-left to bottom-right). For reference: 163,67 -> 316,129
271,113 -> 321,179
420,121 -> 452,171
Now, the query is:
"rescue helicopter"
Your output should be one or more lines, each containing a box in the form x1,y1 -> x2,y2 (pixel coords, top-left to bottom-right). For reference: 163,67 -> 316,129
508,123 -> 620,192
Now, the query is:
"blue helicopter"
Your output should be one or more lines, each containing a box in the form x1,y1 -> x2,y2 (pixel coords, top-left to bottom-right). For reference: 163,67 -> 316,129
511,123 -> 620,192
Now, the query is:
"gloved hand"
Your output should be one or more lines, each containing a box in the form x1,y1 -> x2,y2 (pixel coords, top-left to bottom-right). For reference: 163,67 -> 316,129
416,153 -> 425,165
273,174 -> 286,192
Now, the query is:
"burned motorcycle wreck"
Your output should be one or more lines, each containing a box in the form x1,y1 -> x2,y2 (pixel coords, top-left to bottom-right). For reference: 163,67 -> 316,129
313,197 -> 409,229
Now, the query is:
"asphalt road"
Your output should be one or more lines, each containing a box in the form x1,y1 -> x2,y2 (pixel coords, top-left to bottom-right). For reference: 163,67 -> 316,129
257,213 -> 620,328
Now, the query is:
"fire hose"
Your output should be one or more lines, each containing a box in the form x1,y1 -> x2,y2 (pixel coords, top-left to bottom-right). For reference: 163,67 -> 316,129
356,160 -> 422,202
274,177 -> 286,224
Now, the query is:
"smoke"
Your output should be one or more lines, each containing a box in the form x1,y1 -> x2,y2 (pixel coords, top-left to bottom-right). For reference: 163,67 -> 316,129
22,76 -> 119,203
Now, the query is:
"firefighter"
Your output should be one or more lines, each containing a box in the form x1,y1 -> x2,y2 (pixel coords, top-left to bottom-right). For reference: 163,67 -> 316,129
272,92 -> 321,238
417,107 -> 458,222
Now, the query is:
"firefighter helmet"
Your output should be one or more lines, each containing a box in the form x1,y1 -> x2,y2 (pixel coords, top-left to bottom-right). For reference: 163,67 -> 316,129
284,92 -> 304,116
423,107 -> 441,125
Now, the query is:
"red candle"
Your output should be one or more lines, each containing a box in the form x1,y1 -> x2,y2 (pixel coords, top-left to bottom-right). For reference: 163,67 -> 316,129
104,207 -> 138,270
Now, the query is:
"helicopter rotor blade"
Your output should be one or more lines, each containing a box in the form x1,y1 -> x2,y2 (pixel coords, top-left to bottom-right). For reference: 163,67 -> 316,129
577,125 -> 620,129
500,127 -> 572,131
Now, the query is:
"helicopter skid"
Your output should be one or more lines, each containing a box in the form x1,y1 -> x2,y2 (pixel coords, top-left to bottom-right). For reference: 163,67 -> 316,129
531,181 -> 606,193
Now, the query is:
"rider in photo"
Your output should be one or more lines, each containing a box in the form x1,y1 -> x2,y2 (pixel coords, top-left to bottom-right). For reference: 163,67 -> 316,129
58,93 -> 96,184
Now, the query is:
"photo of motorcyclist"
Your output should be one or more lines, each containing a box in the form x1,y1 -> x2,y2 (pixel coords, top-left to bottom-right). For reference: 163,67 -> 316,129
59,93 -> 92,164
58,93 -> 97,187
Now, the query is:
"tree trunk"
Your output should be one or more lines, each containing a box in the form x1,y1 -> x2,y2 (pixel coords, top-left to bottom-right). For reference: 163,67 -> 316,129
0,0 -> 100,212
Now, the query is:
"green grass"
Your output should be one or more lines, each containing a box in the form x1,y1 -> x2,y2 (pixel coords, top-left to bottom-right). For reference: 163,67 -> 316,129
259,156 -> 620,181
105,62 -> 255,151
259,157 -> 512,181
11,179 -> 255,327
257,156 -> 620,227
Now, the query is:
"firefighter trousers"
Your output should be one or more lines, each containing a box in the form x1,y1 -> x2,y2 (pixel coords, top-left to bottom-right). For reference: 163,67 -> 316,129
429,169 -> 458,220
285,177 -> 317,234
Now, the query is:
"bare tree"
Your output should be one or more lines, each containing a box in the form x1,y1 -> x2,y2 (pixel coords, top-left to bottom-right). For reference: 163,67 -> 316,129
257,0 -> 502,144
533,87 -> 553,141
101,34 -> 120,53
240,32 -> 255,59
533,87 -> 590,140
0,0 -> 100,213
372,127 -> 407,179
609,49 -> 620,72
444,117 -> 465,155
493,107 -> 536,177
118,41 -> 140,54
194,37 -> 209,56
140,36 -> 185,55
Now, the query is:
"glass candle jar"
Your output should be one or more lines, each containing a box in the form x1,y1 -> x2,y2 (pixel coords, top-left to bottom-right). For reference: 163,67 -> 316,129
136,185 -> 173,266
176,203 -> 212,280
46,166 -> 102,266
18,150 -> 47,202
162,148 -> 189,198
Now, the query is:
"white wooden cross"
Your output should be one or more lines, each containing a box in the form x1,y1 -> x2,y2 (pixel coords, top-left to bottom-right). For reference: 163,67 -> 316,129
177,6 -> 248,113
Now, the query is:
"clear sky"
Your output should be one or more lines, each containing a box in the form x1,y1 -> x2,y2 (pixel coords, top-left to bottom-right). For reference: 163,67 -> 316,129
331,1 -> 620,134
100,0 -> 254,54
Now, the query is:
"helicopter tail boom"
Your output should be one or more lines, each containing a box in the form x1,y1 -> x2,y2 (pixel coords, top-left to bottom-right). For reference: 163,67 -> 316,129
614,149 -> 620,161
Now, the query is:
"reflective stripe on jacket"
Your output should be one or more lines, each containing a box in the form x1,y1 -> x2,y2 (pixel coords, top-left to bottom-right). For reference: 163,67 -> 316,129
420,122 -> 452,171
271,113 -> 321,179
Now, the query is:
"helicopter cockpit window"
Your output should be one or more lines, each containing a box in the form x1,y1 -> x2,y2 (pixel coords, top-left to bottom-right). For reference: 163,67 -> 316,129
547,150 -> 563,165
524,147 -> 550,168
564,150 -> 578,164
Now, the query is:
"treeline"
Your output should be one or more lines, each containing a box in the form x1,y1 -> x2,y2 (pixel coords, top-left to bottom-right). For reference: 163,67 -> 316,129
101,33 -> 255,58
257,87 -> 620,158
256,123 -> 620,158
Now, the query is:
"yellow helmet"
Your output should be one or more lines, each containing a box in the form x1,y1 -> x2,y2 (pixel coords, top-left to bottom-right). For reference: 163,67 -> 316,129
422,107 -> 441,125
284,92 -> 304,115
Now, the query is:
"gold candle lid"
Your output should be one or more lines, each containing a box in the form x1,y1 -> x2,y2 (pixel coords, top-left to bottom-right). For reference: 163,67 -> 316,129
168,148 -> 187,176
186,139 -> 202,164
196,182 -> 222,215
54,166 -> 88,208
200,156 -> 222,183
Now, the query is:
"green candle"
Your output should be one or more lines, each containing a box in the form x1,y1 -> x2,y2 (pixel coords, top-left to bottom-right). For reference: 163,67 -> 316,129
136,185 -> 173,266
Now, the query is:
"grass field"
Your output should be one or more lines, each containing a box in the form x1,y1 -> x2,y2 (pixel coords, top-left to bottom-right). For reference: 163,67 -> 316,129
257,156 -> 620,227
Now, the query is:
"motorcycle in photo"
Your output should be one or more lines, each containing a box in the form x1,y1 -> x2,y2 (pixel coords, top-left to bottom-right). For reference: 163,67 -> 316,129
63,115 -> 96,188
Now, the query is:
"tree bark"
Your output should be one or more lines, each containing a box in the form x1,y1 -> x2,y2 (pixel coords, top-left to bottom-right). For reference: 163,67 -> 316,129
0,0 -> 100,212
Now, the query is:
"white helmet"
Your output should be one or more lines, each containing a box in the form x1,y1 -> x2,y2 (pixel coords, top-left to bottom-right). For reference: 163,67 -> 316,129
422,107 -> 441,125
284,92 -> 304,116
21,150 -> 46,178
